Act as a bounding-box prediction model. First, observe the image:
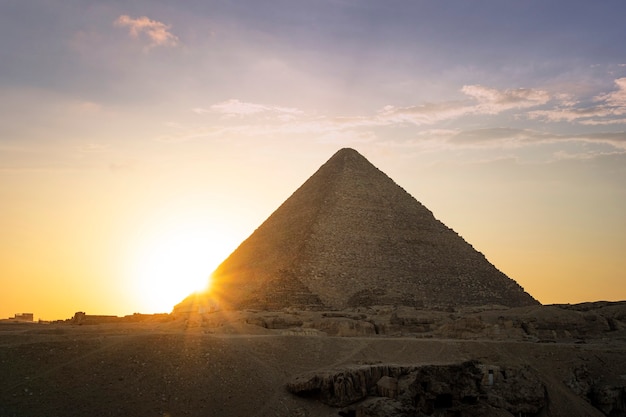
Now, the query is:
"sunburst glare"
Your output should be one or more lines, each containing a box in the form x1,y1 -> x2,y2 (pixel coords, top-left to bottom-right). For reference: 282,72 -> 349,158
128,224 -> 224,313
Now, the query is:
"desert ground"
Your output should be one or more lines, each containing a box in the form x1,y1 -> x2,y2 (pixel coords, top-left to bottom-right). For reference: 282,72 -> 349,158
1,303 -> 626,417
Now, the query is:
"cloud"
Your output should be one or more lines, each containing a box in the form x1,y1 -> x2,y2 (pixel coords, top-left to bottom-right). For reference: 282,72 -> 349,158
181,87 -> 626,158
573,132 -> 626,147
595,78 -> 626,107
397,127 -> 626,160
449,127 -> 547,145
377,85 -> 550,126
193,99 -> 304,119
188,85 -> 550,137
529,106 -> 622,123
449,128 -> 626,147
579,118 -> 626,126
528,78 -> 626,125
114,15 -> 179,48
461,85 -> 550,114
155,126 -> 229,143
376,101 -> 470,125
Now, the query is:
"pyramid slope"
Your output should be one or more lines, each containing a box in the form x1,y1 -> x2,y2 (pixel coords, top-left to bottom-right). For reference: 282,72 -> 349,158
178,148 -> 538,312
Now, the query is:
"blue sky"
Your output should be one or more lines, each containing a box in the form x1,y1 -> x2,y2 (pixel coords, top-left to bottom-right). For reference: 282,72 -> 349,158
1,0 -> 626,318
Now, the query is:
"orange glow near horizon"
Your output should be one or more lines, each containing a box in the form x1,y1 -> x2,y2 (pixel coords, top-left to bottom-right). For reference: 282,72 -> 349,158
1,151 -> 625,322
127,222 -> 225,314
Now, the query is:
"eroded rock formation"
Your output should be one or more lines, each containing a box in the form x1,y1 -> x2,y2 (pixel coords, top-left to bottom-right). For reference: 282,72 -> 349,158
287,361 -> 547,416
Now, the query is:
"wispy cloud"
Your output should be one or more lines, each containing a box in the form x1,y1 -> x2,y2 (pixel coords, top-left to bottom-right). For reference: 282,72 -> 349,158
596,78 -> 626,107
528,78 -> 626,125
188,85 -> 554,135
376,85 -> 550,126
376,101 -> 470,126
114,15 -> 179,48
155,126 -> 229,143
461,85 -> 550,114
440,128 -> 626,160
449,127 -> 547,145
180,82 -> 626,160
580,118 -> 626,126
193,99 -> 304,120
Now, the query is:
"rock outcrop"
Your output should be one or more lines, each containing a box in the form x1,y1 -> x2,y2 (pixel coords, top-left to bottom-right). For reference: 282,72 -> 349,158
287,361 -> 547,416
565,365 -> 626,417
176,148 -> 537,313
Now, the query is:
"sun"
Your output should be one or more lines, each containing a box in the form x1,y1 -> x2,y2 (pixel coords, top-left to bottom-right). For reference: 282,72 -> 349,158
129,225 -> 224,313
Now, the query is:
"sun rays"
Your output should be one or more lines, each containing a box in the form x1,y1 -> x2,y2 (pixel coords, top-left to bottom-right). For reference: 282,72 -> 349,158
128,224 -> 222,313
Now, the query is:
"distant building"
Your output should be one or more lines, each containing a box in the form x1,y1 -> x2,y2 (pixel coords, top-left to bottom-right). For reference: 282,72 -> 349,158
71,311 -> 119,325
11,313 -> 34,322
0,313 -> 35,323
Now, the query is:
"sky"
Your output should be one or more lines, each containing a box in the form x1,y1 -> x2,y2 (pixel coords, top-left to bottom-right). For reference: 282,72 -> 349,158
1,0 -> 625,320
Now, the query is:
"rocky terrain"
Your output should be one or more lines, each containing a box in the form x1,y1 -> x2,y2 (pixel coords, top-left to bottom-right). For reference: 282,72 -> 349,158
1,301 -> 625,417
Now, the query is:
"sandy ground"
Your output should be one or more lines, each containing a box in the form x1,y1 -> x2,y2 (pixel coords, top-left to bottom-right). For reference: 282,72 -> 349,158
1,320 -> 625,417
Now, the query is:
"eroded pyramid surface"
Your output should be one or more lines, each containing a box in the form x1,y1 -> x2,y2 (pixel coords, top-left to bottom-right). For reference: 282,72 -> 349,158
177,148 -> 537,312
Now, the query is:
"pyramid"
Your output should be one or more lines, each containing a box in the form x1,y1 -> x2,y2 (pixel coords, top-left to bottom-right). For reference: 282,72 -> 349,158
176,148 -> 537,312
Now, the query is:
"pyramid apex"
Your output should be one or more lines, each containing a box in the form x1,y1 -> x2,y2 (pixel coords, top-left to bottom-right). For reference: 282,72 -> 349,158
335,147 -> 359,154
331,147 -> 363,158
323,148 -> 375,173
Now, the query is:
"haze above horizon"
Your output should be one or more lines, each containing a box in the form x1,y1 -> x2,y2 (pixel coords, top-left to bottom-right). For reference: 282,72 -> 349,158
1,1 -> 625,321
